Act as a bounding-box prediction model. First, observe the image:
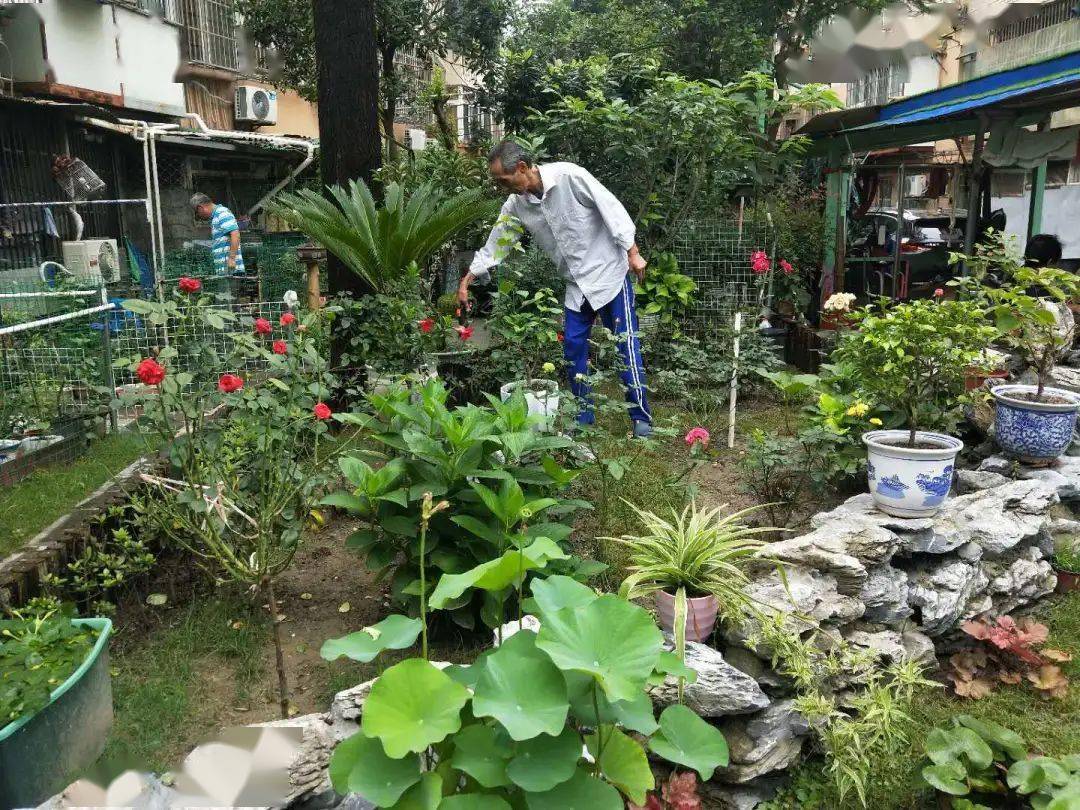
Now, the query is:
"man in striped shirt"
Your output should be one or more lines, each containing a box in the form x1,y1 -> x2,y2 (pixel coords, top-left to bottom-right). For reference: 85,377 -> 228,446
191,193 -> 245,276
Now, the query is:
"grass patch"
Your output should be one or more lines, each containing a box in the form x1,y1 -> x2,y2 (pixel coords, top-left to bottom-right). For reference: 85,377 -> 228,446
0,432 -> 157,556
103,592 -> 268,772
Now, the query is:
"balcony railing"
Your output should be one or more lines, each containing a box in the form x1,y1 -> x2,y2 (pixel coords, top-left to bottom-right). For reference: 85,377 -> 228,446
988,0 -> 1075,45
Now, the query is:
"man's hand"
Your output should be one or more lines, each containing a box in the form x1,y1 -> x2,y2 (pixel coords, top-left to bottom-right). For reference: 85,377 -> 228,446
227,255 -> 237,271
457,272 -> 473,310
628,246 -> 647,282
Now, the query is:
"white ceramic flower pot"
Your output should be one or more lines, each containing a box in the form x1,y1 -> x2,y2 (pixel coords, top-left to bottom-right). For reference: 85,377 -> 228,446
863,429 -> 963,518
991,384 -> 1080,464
500,379 -> 560,422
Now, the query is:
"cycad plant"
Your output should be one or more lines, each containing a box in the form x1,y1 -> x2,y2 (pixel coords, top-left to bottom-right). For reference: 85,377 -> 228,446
270,180 -> 501,291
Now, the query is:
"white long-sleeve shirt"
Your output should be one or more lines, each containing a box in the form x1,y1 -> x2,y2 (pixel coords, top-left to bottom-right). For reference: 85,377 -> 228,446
468,162 -> 636,312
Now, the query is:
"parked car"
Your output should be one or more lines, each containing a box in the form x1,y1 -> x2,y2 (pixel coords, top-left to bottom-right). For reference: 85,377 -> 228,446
847,208 -> 971,296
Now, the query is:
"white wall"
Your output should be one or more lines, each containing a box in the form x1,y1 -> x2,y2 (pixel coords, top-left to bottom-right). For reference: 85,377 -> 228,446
993,185 -> 1080,260
6,0 -> 185,115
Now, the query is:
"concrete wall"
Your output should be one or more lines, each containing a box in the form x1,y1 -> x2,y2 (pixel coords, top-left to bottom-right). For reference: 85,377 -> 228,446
7,0 -> 185,115
250,82 -> 320,139
993,185 -> 1080,260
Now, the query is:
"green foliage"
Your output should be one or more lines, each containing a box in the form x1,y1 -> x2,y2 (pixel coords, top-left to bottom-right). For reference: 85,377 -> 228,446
609,499 -> 781,621
487,272 -> 564,383
329,380 -> 590,629
752,613 -> 936,807
834,296 -> 996,445
0,607 -> 98,732
320,614 -> 424,663
523,65 -> 837,243
633,252 -> 697,326
1056,537 -> 1080,575
953,230 -> 1080,401
329,287 -> 426,380
270,180 -> 501,291
325,577 -> 730,807
920,715 -> 1080,808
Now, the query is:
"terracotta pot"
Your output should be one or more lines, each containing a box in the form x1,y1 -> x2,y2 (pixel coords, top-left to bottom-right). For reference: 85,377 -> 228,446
1055,568 -> 1080,594
964,368 -> 1008,392
819,313 -> 853,330
655,590 -> 718,643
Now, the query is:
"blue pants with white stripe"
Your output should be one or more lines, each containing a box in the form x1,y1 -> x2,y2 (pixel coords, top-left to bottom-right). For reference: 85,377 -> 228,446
564,275 -> 651,425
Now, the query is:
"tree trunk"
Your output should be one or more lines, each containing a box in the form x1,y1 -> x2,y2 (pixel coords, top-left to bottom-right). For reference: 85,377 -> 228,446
264,576 -> 290,719
313,0 -> 380,300
432,94 -> 457,150
382,47 -> 400,162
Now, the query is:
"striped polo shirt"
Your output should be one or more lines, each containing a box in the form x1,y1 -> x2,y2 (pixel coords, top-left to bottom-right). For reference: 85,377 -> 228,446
210,204 -> 245,275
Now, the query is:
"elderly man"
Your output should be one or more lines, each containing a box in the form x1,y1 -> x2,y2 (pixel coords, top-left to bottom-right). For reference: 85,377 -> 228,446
191,193 -> 244,276
458,141 -> 652,436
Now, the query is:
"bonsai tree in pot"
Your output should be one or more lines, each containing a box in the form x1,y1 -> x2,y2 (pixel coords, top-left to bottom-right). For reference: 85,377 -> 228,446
968,238 -> 1080,463
833,294 -> 995,517
607,499 -> 782,644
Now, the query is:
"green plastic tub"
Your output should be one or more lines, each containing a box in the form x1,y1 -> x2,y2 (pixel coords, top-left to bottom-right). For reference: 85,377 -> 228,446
0,618 -> 113,809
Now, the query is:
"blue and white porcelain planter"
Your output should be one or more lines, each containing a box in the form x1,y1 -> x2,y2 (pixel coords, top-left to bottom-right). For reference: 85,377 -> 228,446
991,384 -> 1080,464
863,430 -> 963,518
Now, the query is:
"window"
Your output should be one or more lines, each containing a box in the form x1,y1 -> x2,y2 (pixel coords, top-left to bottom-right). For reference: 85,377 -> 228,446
178,0 -> 239,72
992,172 -> 1026,197
1046,160 -> 1071,188
988,0 -> 1074,45
958,53 -> 977,82
847,64 -> 907,108
161,0 -> 182,24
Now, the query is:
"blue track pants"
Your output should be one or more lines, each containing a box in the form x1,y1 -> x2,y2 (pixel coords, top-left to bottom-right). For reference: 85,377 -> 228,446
563,275 -> 651,425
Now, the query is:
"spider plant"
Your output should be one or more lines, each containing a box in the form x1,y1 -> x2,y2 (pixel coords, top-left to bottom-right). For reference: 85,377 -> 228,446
607,499 -> 783,686
269,180 -> 501,291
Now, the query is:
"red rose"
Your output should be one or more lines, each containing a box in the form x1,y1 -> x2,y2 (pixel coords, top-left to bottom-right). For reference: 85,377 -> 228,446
136,358 -> 166,386
934,288 -> 945,297
177,276 -> 202,294
313,402 -> 332,420
750,250 -> 771,275
280,312 -> 297,326
779,259 -> 795,275
272,340 -> 288,355
218,373 -> 244,393
455,324 -> 474,340
419,318 -> 435,334
557,332 -> 564,342
254,318 -> 272,335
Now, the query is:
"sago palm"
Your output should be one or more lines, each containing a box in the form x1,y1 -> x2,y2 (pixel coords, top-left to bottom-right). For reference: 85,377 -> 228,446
270,180 -> 501,291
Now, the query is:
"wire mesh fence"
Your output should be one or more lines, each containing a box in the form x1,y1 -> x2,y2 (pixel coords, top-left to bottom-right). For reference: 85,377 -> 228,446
671,218 -> 772,322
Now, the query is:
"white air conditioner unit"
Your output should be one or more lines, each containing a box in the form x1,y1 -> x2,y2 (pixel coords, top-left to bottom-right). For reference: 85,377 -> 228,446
235,85 -> 278,126
62,239 -> 121,284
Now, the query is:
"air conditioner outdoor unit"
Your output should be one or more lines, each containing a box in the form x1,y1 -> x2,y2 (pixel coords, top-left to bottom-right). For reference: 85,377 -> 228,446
235,85 -> 278,126
62,239 -> 121,284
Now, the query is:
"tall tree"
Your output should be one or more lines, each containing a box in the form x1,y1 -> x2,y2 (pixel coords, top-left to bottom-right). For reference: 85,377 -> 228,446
239,0 -> 511,159
312,0 -> 380,296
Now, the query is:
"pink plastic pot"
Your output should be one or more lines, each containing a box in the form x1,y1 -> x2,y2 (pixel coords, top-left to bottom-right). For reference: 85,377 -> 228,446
655,590 -> 719,642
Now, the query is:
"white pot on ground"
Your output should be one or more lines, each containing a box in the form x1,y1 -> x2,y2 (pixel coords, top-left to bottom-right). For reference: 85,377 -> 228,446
500,379 -> 560,423
863,429 -> 963,518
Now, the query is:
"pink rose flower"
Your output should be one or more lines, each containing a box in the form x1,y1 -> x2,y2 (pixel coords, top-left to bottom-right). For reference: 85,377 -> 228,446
685,427 -> 710,448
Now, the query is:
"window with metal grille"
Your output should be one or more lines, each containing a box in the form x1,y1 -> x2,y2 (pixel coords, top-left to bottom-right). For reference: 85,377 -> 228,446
988,0 -> 1075,45
846,64 -> 907,108
393,49 -> 432,125
991,172 -> 1026,197
179,0 -> 239,72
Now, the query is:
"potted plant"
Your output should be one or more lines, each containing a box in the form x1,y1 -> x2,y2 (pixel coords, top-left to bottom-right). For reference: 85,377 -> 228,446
1053,536 -> 1080,593
980,256 -> 1080,464
607,499 -> 781,642
0,608 -> 113,808
633,252 -> 697,334
834,295 -> 995,517
964,348 -> 1010,392
820,292 -> 857,330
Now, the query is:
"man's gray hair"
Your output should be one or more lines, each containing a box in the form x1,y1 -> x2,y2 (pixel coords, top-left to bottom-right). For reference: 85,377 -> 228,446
487,140 -> 534,172
190,192 -> 213,210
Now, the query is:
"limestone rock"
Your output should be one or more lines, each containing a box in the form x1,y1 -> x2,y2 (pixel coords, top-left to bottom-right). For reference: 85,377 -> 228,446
983,545 -> 1057,615
650,639 -> 770,717
901,629 -> 937,667
760,519 -> 902,594
718,700 -> 809,784
859,564 -> 912,624
956,469 -> 1011,494
979,454 -> 1080,502
493,614 -> 541,646
907,558 -> 990,636
700,776 -> 784,809
250,714 -> 337,804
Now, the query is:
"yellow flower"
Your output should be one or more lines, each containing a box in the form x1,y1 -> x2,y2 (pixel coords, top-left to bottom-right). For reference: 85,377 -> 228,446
869,417 -> 883,426
542,362 -> 556,374
846,402 -> 869,418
